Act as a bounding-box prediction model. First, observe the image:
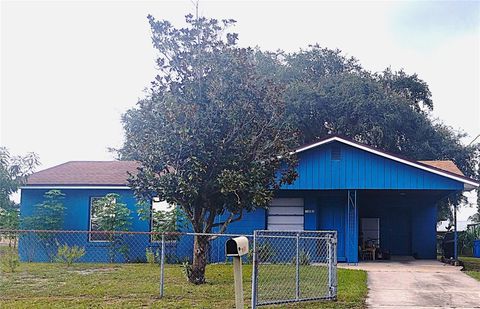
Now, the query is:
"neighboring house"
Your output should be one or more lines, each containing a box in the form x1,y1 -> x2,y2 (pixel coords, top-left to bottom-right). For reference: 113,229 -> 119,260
20,136 -> 479,263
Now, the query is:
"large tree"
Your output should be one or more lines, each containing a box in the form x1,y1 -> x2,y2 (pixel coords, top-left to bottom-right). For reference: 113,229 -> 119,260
0,147 -> 39,230
120,15 -> 297,284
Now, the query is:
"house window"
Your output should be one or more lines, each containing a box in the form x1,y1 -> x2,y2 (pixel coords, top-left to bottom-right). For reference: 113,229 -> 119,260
89,196 -> 115,242
267,198 -> 304,231
151,197 -> 177,242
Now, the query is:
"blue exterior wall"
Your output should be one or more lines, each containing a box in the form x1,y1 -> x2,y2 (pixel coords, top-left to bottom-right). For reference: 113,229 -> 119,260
282,141 -> 464,191
19,188 -> 152,263
20,188 -> 145,231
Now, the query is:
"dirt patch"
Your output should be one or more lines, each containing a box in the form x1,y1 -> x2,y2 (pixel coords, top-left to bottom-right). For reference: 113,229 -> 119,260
69,268 -> 118,275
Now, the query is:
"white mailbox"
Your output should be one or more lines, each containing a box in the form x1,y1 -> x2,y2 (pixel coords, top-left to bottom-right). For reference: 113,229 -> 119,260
226,236 -> 249,257
226,236 -> 249,308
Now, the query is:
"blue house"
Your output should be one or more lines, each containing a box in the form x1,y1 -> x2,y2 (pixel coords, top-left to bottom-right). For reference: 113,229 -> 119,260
20,136 -> 479,263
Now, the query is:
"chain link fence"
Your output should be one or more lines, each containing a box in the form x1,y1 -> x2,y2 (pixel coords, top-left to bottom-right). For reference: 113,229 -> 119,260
251,230 -> 337,307
0,229 -> 253,298
1,229 -> 337,307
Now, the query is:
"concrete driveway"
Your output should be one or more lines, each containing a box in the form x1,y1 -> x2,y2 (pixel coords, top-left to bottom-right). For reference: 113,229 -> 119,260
341,258 -> 480,308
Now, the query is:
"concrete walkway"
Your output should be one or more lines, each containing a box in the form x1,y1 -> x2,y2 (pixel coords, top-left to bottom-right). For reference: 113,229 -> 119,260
340,258 -> 480,308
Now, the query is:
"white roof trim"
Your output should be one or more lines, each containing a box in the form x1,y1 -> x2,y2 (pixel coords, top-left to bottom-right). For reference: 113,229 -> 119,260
295,136 -> 479,189
20,186 -> 130,190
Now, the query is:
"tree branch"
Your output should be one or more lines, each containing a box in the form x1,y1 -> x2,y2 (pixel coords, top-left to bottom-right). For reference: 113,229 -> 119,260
209,209 -> 243,241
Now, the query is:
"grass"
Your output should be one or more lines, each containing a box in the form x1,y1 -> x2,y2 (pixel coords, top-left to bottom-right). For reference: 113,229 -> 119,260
459,256 -> 480,282
0,262 -> 367,308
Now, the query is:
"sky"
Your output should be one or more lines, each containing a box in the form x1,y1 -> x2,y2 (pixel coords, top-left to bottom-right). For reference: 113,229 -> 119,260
1,0 -> 479,220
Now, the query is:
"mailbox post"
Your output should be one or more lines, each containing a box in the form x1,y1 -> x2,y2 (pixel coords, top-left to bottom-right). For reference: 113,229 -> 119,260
226,236 -> 249,309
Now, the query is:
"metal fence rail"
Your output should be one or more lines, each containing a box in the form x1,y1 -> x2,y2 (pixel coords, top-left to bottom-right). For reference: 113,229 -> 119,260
0,229 -> 252,299
251,230 -> 337,308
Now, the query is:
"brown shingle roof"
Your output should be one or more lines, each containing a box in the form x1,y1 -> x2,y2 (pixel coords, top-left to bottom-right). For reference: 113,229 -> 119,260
24,159 -> 468,187
418,160 -> 464,176
26,161 -> 139,186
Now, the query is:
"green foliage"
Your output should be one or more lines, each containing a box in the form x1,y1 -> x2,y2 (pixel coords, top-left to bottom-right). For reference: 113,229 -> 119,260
0,247 -> 20,273
291,249 -> 312,266
458,225 -> 480,256
22,190 -> 66,230
92,193 -> 132,232
136,200 -> 186,242
92,193 -> 132,263
121,14 -> 298,233
0,147 -> 39,230
247,243 -> 276,263
55,244 -> 86,266
145,248 -> 160,264
181,260 -> 193,281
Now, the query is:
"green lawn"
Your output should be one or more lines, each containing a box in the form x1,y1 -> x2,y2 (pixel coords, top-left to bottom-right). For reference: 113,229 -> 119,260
0,263 -> 367,308
460,256 -> 480,281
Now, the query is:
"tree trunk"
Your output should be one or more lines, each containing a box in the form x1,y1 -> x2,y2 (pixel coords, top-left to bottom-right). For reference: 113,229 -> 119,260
189,234 -> 209,284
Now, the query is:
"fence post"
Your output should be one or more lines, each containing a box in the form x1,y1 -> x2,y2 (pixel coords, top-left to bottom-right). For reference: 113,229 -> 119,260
160,233 -> 165,298
295,232 -> 300,301
330,233 -> 338,299
327,236 -> 332,298
251,232 -> 258,309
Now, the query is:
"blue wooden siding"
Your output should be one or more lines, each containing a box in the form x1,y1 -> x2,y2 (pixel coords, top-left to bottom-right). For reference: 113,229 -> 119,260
282,141 -> 463,191
317,195 -> 347,261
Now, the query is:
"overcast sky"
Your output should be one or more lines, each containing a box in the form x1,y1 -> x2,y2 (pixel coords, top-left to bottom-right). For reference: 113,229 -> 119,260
1,0 -> 479,219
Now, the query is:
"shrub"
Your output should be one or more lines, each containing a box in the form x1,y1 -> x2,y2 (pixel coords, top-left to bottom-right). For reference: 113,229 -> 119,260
56,244 -> 85,266
145,248 -> 160,264
246,243 -> 276,263
0,247 -> 20,273
292,249 -> 311,265
181,258 -> 193,281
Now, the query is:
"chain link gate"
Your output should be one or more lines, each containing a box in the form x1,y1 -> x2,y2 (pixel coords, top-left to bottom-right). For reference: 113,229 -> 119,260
251,230 -> 337,308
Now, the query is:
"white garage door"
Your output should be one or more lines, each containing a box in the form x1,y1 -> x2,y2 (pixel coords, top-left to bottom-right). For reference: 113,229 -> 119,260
267,198 -> 304,231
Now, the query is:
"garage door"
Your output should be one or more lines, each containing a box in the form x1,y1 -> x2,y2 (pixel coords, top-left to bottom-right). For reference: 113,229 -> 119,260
267,198 -> 304,231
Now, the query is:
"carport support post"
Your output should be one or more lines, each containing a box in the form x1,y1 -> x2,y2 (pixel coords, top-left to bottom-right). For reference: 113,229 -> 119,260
233,256 -> 244,309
